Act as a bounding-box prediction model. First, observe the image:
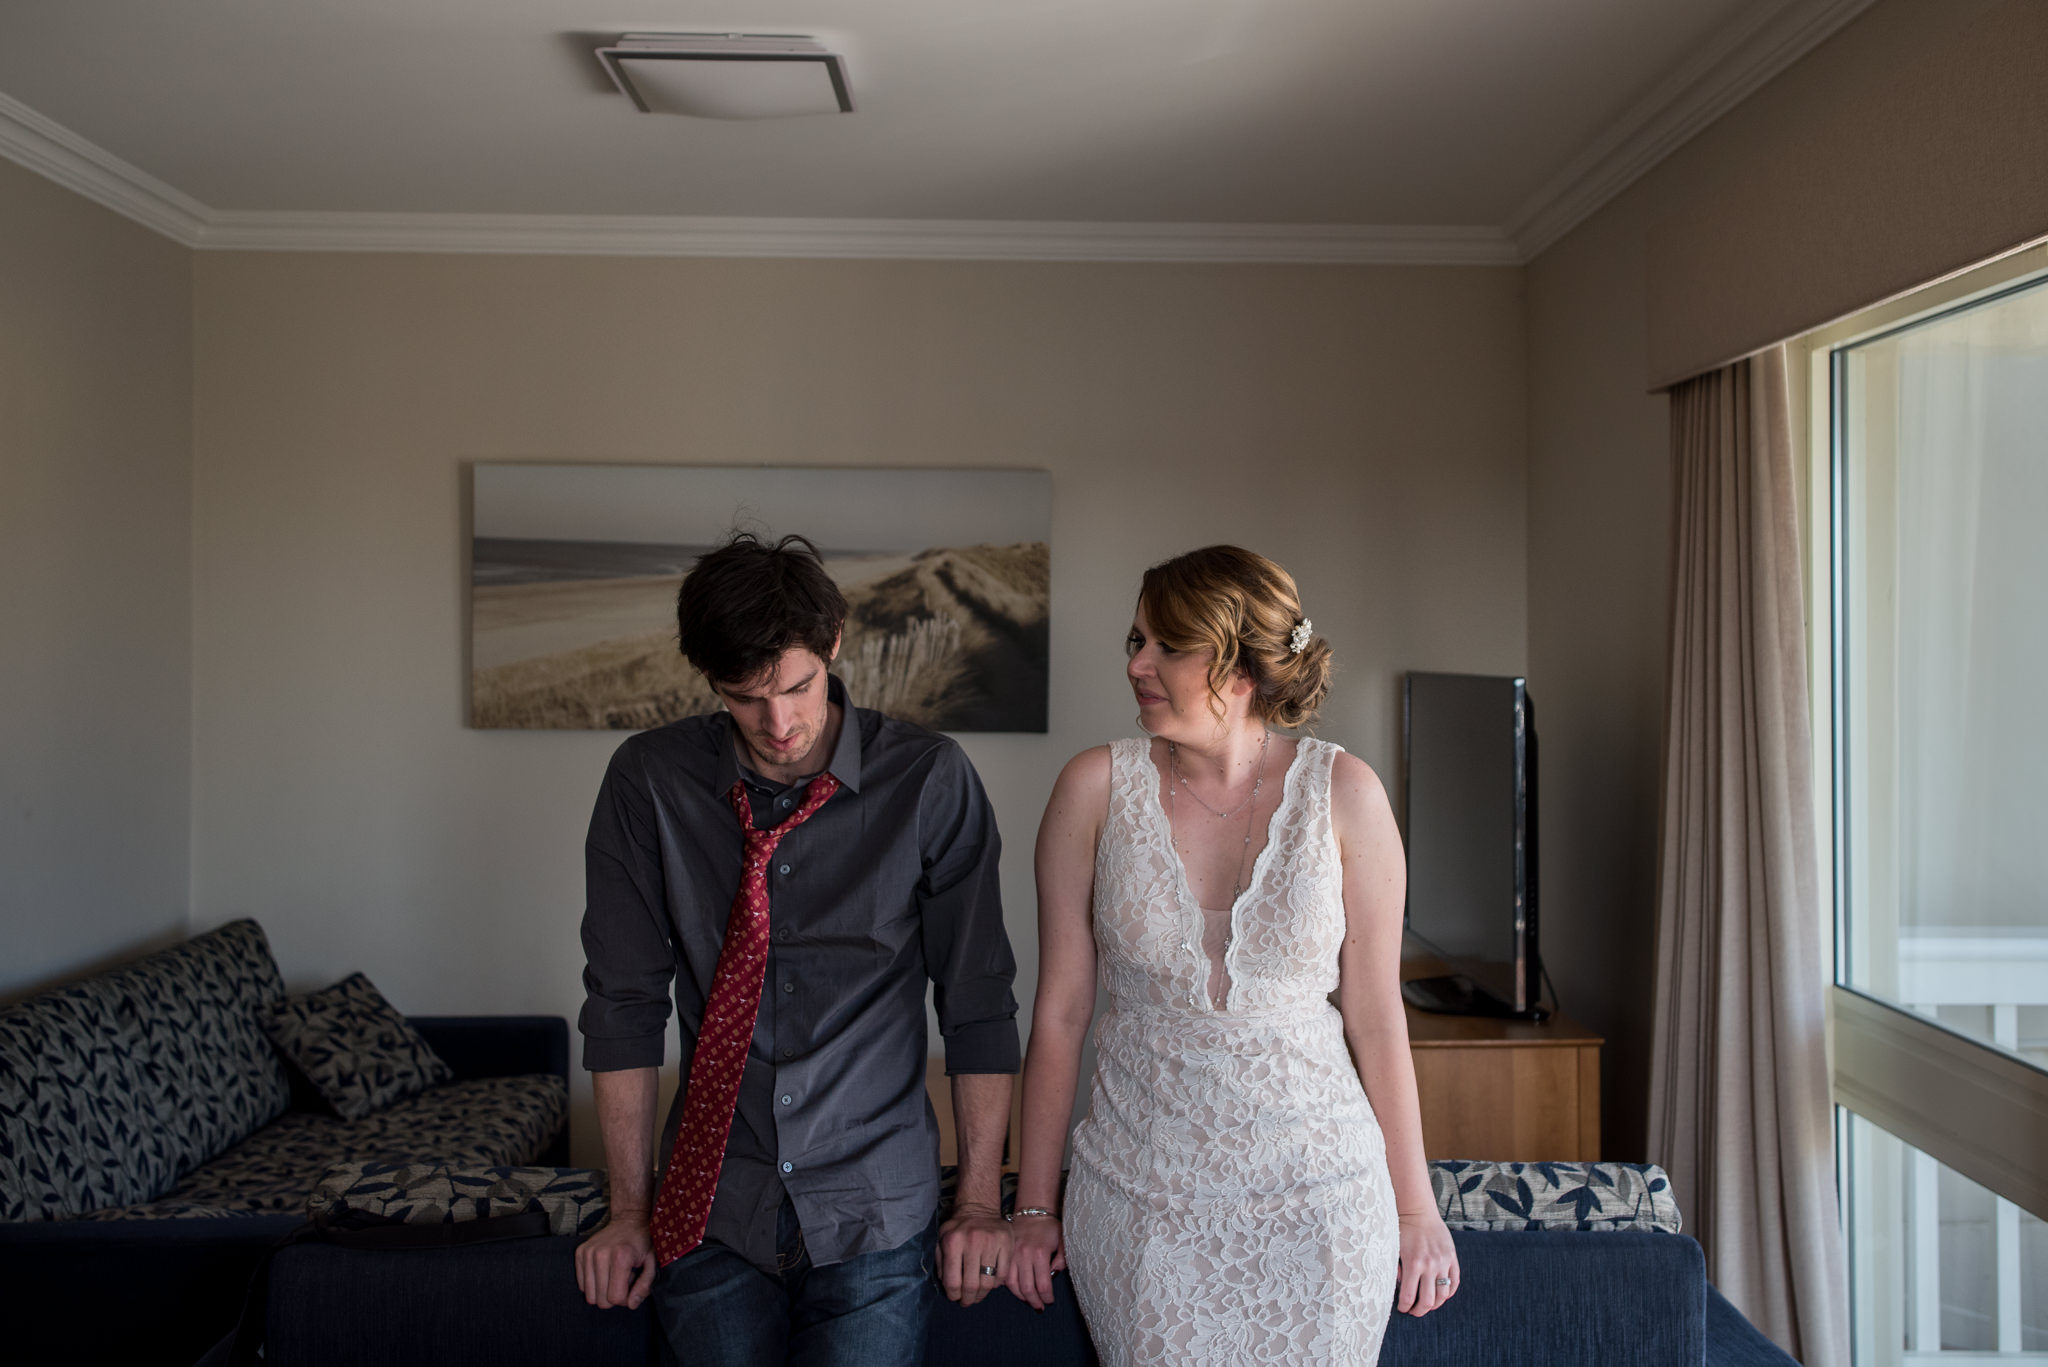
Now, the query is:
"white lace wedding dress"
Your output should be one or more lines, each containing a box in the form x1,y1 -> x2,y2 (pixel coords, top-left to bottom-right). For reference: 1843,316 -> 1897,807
1065,737 -> 1399,1366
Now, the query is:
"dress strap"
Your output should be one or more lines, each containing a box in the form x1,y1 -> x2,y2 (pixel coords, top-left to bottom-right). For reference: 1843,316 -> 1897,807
1290,737 -> 1344,840
1107,736 -> 1143,800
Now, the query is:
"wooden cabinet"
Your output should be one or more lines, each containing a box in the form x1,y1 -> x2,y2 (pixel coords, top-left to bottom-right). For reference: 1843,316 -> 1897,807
1404,962 -> 1603,1162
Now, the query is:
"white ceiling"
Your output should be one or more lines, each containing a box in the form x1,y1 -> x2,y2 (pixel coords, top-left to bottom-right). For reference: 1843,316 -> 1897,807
0,0 -> 1874,260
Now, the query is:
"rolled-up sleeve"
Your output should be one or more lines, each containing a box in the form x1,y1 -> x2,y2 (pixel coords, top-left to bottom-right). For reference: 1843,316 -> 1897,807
917,745 -> 1020,1075
579,744 -> 677,1072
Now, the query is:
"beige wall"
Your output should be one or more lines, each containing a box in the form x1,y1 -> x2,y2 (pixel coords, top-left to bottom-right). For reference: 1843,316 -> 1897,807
1526,192 -> 1671,1162
190,252 -> 1528,1160
1646,0 -> 2048,386
0,158 -> 193,1002
1524,0 -> 2048,1159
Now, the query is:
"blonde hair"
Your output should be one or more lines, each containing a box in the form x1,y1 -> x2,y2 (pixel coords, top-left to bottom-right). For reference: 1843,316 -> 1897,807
1138,545 -> 1333,729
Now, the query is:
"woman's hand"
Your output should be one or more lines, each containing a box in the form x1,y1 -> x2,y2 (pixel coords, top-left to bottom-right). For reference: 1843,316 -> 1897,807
1395,1209 -> 1459,1316
1005,1213 -> 1067,1311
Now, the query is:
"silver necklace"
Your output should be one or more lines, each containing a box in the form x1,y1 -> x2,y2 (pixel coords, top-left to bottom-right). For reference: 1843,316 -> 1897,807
1168,730 -> 1271,906
1167,730 -> 1269,818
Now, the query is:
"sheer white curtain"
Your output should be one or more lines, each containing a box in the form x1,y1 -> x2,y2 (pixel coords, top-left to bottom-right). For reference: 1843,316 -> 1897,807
1650,345 -> 1850,1367
1894,301 -> 2048,936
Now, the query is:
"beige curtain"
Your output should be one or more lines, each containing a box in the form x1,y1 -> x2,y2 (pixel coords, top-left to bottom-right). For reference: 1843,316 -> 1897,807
1649,345 -> 1850,1366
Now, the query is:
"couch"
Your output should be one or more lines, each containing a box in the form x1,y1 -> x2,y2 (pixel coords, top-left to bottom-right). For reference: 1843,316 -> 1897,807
254,1163 -> 1801,1367
259,1228 -> 1794,1366
0,920 -> 570,1366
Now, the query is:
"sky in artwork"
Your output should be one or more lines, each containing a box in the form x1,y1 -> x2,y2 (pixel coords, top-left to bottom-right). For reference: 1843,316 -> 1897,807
473,464 -> 1050,552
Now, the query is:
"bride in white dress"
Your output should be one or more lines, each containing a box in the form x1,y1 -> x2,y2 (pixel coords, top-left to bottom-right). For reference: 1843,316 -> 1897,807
1006,546 -> 1458,1365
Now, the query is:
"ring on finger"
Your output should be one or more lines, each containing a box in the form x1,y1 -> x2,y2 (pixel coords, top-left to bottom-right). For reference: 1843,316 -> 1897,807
980,1264 -> 999,1277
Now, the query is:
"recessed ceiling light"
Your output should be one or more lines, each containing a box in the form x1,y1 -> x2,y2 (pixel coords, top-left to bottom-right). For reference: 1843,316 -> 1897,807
594,33 -> 853,119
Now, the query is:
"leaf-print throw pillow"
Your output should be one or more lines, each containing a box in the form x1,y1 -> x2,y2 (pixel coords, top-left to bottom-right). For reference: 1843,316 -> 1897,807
257,974 -> 453,1121
1428,1160 -> 1681,1232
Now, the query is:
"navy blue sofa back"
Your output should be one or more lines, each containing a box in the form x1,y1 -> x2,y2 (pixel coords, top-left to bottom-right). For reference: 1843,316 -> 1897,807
264,1229 -> 1712,1367
1382,1229 -> 1705,1365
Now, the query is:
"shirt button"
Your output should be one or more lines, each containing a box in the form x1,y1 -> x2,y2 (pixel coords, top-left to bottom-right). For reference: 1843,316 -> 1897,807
780,1094 -> 793,1106
779,798 -> 793,809
782,982 -> 795,994
778,863 -> 792,875
781,1161 -> 794,1174
781,1046 -> 795,1059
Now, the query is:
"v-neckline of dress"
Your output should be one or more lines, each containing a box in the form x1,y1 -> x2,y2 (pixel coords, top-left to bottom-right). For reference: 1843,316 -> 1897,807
1144,736 -> 1314,1013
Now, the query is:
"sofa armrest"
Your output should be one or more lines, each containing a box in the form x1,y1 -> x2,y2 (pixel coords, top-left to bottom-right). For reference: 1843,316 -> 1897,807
409,1016 -> 568,1085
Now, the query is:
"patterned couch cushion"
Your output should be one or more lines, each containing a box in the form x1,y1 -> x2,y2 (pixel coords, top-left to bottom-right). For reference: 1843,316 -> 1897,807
79,1073 -> 569,1220
1430,1160 -> 1681,1232
308,1162 -> 609,1237
96,919 -> 292,1180
0,979 -> 177,1220
257,974 -> 453,1121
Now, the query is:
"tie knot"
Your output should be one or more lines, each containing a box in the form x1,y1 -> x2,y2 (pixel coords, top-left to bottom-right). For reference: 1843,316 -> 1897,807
728,772 -> 841,839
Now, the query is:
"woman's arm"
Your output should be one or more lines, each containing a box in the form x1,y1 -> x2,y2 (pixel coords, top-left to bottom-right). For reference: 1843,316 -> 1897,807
1330,751 -> 1459,1317
1007,746 -> 1109,1311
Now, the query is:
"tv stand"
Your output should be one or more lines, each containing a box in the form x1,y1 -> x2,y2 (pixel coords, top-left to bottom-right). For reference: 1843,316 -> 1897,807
1403,958 -> 1602,1160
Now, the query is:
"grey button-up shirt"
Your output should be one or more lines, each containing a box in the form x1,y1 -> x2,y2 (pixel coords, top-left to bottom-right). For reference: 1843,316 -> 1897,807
579,676 -> 1019,1272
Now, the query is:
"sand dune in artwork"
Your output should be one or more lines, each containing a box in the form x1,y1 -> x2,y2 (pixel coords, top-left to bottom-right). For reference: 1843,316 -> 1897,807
470,542 -> 1049,732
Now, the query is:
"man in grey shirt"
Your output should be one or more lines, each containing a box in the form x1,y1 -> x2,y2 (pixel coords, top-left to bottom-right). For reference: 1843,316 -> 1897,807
574,532 -> 1020,1365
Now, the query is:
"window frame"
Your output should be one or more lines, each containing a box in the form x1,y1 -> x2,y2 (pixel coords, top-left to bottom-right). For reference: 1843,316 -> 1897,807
1787,240 -> 2048,1361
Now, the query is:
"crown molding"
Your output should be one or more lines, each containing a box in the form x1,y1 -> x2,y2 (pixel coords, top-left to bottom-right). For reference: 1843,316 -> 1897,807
4,0 -> 1880,270
1506,0 -> 1881,262
193,211 -> 1518,265
0,88 -> 1511,265
0,90 -> 208,243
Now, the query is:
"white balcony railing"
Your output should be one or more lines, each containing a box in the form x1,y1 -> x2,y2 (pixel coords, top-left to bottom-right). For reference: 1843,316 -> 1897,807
1887,931 -> 2048,1361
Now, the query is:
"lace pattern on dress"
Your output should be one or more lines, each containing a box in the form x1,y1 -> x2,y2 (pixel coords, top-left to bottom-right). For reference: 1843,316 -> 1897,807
1066,736 -> 1400,1366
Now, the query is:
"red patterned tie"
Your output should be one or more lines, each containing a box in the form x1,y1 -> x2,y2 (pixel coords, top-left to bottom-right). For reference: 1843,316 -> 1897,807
650,771 -> 841,1266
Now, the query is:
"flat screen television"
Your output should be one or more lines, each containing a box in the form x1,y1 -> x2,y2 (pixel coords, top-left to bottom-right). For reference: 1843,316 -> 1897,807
1401,671 -> 1545,1019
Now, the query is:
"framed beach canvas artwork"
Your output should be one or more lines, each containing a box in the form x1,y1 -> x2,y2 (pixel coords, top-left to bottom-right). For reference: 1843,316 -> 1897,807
469,464 -> 1051,732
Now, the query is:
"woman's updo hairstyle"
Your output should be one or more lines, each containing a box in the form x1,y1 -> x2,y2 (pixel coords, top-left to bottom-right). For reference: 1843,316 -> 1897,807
1138,545 -> 1334,729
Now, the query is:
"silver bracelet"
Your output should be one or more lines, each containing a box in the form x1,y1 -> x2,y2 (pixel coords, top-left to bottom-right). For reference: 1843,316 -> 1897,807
1006,1207 -> 1057,1221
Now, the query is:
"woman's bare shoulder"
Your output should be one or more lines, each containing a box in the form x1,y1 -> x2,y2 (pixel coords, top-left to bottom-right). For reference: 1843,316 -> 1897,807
1327,749 -> 1395,828
1055,744 -> 1115,801
1040,745 -> 1115,846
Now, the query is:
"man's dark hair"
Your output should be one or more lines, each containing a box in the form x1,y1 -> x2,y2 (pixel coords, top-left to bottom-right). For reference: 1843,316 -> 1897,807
676,532 -> 848,686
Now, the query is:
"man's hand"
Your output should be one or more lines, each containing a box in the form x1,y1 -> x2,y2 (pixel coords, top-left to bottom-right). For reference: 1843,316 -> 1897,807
938,1201 -> 1013,1307
575,1210 -> 658,1311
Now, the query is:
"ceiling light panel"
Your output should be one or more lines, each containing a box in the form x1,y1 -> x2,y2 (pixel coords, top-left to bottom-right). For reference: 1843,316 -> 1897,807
596,34 -> 853,119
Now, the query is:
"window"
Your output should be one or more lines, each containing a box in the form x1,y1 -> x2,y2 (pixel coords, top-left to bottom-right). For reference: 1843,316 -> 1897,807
1844,1115 -> 2045,1356
1803,246 -> 2048,1365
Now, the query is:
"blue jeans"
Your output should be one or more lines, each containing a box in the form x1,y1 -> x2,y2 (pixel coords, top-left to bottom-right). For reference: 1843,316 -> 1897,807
652,1198 -> 939,1367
